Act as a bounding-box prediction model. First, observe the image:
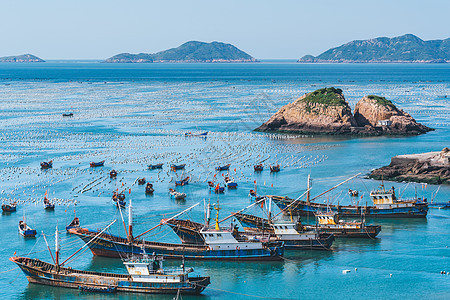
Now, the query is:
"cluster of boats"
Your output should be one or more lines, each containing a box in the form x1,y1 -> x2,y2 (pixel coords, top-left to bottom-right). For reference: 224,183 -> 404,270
254,163 -> 281,172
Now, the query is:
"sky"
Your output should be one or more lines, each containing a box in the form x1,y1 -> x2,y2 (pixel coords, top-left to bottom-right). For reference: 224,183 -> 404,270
0,0 -> 449,59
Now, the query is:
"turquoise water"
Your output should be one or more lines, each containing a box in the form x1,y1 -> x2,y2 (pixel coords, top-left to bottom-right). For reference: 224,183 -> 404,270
0,62 -> 449,299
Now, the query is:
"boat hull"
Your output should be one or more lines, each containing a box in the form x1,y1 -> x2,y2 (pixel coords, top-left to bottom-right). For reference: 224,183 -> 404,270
271,197 -> 428,218
71,229 -> 283,261
11,257 -> 209,295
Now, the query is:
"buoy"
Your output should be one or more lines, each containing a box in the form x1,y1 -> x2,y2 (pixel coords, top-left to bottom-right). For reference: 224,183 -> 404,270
390,274 -> 392,278
355,268 -> 357,272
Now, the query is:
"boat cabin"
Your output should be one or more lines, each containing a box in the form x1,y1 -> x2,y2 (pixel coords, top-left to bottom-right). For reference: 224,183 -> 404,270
199,228 -> 262,250
315,213 -> 338,225
271,223 -> 316,240
123,256 -> 191,283
370,186 -> 396,205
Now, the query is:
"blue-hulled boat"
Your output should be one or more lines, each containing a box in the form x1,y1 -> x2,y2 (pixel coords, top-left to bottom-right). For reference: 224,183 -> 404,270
40,160 -> 53,169
269,164 -> 281,172
148,163 -> 163,170
145,183 -> 154,194
90,160 -> 105,167
215,164 -> 231,171
224,177 -> 238,188
185,131 -> 208,137
170,164 -> 186,171
19,220 -> 37,237
112,192 -> 126,208
66,217 -> 80,231
2,202 -> 17,212
254,164 -> 264,172
43,197 -> 55,210
175,177 -> 190,186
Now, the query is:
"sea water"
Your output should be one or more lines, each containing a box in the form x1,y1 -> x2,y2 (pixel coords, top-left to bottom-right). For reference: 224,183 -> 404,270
0,62 -> 449,299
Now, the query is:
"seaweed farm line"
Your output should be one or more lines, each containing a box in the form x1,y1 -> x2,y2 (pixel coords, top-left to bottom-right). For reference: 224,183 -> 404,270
0,63 -> 449,299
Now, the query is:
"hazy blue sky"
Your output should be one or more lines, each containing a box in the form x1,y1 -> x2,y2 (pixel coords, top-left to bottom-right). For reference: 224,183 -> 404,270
1,0 -> 449,59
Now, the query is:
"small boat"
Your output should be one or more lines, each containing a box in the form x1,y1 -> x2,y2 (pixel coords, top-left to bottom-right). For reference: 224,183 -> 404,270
348,189 -> 359,197
185,131 -> 208,137
112,192 -> 126,208
170,164 -> 186,171
110,169 -> 117,178
224,177 -> 238,189
90,160 -> 105,167
215,164 -> 231,171
137,178 -> 146,185
269,164 -> 281,172
40,160 -> 53,170
169,188 -> 186,200
145,183 -> 154,194
148,163 -> 163,170
62,113 -> 74,117
207,181 -> 215,188
254,164 -> 264,172
19,220 -> 37,237
2,202 -> 17,212
43,197 -> 55,210
175,177 -> 190,186
214,185 -> 225,194
66,217 -> 80,231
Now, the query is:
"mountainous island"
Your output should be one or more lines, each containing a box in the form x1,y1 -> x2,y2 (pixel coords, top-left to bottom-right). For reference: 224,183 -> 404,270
105,41 -> 257,63
298,34 -> 450,63
369,148 -> 450,185
255,87 -> 433,136
0,54 -> 45,62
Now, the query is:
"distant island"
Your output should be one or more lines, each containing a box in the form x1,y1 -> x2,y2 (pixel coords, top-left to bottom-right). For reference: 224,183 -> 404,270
104,41 -> 257,63
298,34 -> 450,63
255,87 -> 433,136
0,54 -> 45,62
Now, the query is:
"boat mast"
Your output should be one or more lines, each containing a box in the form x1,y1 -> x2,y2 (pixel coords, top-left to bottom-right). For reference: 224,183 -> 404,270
128,197 -> 133,242
268,197 -> 272,222
306,174 -> 311,204
55,226 -> 60,266
214,197 -> 220,231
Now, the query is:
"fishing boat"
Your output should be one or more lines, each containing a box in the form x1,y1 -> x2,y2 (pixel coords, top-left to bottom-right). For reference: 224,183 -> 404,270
254,164 -> 264,172
19,220 -> 37,237
234,212 -> 381,239
148,163 -> 163,170
224,177 -> 238,189
110,169 -> 118,178
185,131 -> 208,137
214,185 -> 225,194
40,160 -> 53,169
271,175 -> 428,218
112,192 -> 126,208
43,197 -> 55,210
215,164 -> 231,171
348,189 -> 359,197
137,178 -> 146,185
207,181 -> 215,188
69,203 -> 283,261
11,226 -> 210,295
269,164 -> 280,172
2,202 -> 17,212
145,183 -> 154,194
66,217 -> 80,231
428,201 -> 450,209
90,160 -> 105,167
169,188 -> 186,200
62,112 -> 74,117
170,164 -> 186,171
175,177 -> 190,186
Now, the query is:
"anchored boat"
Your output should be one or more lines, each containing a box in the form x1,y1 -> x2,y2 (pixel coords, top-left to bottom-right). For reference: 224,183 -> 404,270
40,160 -> 53,170
19,220 -> 37,237
215,164 -> 231,171
148,163 -> 163,170
66,217 -> 80,231
43,197 -> 55,210
2,202 -> 17,212
90,160 -> 105,167
175,177 -> 190,186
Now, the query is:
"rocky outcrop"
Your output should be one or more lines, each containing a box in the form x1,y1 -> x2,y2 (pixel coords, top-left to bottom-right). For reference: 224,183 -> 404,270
256,88 -> 357,134
354,95 -> 433,135
256,87 -> 434,136
0,54 -> 45,62
369,148 -> 450,184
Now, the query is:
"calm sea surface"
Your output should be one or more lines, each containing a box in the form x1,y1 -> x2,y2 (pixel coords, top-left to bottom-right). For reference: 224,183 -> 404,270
0,62 -> 449,299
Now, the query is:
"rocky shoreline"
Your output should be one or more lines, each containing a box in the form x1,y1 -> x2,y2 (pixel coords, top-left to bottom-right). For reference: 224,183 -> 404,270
369,148 -> 450,185
255,88 -> 433,136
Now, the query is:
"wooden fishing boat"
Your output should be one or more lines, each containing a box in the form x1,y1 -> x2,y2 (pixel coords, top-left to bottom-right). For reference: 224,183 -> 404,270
224,177 -> 238,188
169,188 -> 186,200
66,217 -> 80,231
254,164 -> 264,172
90,160 -> 105,167
215,164 -> 231,171
43,197 -> 55,210
40,160 -> 53,170
62,113 -> 74,117
10,226 -> 210,295
70,203 -> 284,261
19,220 -> 37,237
271,183 -> 428,218
137,178 -> 146,185
170,164 -> 186,171
175,177 -> 190,186
145,183 -> 154,194
148,163 -> 163,170
112,192 -> 126,208
348,189 -> 359,197
269,164 -> 280,172
214,185 -> 225,194
185,131 -> 208,137
2,202 -> 17,212
110,169 -> 118,178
